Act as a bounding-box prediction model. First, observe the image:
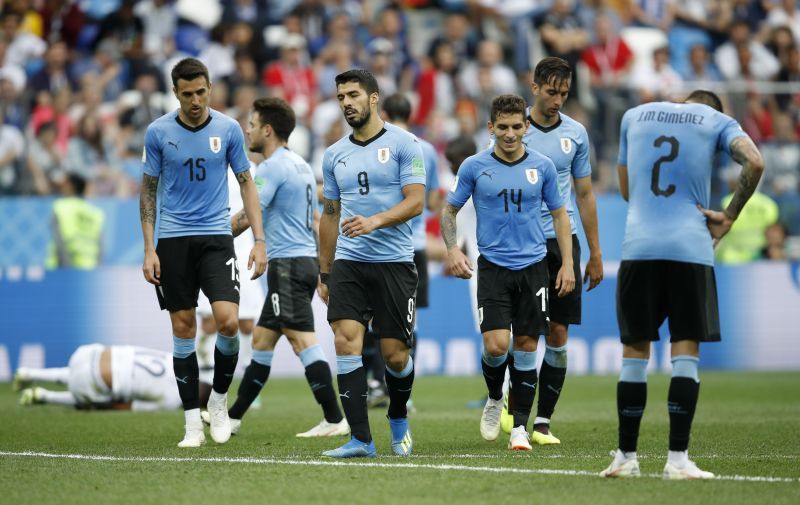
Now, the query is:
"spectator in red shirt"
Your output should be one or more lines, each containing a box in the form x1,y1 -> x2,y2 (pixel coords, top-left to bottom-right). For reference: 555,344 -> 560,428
262,33 -> 317,124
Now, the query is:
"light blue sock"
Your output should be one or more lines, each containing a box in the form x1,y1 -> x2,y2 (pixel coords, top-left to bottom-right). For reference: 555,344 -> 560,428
299,345 -> 326,367
386,355 -> 414,378
671,355 -> 700,383
620,358 -> 648,383
482,350 -> 507,368
511,350 -> 538,371
336,355 -> 362,375
544,344 -> 568,368
215,332 -> 239,356
252,350 -> 274,367
172,335 -> 195,358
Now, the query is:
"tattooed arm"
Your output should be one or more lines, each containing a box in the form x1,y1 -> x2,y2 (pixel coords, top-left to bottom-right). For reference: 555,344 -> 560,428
140,173 -> 160,284
441,203 -> 472,279
230,209 -> 249,238
318,198 -> 341,275
237,170 -> 267,279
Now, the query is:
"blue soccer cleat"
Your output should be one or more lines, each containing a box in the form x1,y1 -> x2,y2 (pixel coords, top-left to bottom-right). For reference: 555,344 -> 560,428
389,417 -> 413,456
321,436 -> 377,458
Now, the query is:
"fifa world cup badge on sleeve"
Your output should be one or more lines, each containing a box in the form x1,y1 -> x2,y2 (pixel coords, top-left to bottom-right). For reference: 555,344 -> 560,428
412,157 -> 425,176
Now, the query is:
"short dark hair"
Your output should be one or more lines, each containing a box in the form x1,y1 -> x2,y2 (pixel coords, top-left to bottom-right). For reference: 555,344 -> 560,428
335,68 -> 379,96
489,94 -> 527,123
533,57 -> 572,88
382,93 -> 411,122
445,135 -> 477,172
252,97 -> 296,141
685,89 -> 723,112
171,58 -> 210,87
67,172 -> 87,196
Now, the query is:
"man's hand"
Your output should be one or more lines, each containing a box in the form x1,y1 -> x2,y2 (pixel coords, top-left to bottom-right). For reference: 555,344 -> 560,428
584,253 -> 603,291
555,263 -> 575,297
341,215 -> 379,238
317,278 -> 329,305
446,247 -> 473,279
248,241 -> 267,279
697,205 -> 735,247
142,249 -> 161,285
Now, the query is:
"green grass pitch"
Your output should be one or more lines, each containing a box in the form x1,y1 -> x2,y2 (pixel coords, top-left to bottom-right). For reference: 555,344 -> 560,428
1,372 -> 798,504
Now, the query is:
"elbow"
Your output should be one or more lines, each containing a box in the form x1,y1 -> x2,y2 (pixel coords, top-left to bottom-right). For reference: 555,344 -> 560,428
410,196 -> 424,218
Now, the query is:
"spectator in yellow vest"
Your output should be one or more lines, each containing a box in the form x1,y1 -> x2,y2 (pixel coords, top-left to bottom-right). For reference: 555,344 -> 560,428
46,173 -> 105,269
716,191 -> 779,264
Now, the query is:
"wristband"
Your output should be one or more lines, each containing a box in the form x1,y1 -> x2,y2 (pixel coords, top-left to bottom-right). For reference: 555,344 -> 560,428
319,273 -> 330,285
254,238 -> 266,244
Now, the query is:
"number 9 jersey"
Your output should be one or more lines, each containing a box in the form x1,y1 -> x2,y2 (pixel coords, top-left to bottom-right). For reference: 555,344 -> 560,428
618,102 -> 748,266
142,109 -> 251,239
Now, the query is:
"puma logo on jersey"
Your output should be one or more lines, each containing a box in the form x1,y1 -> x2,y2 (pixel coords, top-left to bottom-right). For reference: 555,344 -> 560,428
167,140 -> 179,150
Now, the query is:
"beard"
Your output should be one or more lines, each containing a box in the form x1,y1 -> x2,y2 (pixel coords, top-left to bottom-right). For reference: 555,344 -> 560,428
344,107 -> 371,128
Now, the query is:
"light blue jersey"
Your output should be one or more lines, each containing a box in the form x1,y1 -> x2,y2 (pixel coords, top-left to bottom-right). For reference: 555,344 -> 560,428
322,122 -> 426,262
522,109 -> 591,239
143,109 -> 250,239
618,102 -> 748,266
412,138 -> 439,251
254,147 -> 317,260
448,147 -> 564,270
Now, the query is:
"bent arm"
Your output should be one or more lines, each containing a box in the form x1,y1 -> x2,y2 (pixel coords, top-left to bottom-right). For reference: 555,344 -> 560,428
724,136 -> 765,221
371,183 -> 425,229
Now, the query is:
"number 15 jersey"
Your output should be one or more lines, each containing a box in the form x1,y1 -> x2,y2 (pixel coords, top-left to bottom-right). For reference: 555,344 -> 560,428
618,102 -> 748,266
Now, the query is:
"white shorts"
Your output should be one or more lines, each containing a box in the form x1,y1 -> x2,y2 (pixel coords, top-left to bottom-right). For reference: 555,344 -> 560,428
68,344 -> 112,405
112,346 -> 182,410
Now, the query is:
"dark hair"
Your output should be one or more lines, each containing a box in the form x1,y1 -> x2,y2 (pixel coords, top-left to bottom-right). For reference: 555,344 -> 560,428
252,97 -> 296,141
445,135 -> 477,174
36,121 -> 56,136
382,93 -> 411,122
685,89 -> 723,112
335,68 -> 379,96
171,58 -> 210,87
533,57 -> 572,88
489,94 -> 527,123
67,172 -> 87,196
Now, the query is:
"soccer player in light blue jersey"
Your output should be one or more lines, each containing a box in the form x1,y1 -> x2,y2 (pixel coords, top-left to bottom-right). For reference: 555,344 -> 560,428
441,94 -> 576,451
500,57 -> 604,444
220,97 -> 348,439
318,69 -> 426,458
139,58 -> 267,448
601,90 -> 764,480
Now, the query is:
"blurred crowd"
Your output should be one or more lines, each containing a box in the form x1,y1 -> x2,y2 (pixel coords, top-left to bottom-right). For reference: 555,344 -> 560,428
0,0 -> 798,259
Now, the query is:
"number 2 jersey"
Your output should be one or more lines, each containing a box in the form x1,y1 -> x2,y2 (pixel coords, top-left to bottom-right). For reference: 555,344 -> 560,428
618,102 -> 748,266
142,109 -> 251,239
448,147 -> 564,270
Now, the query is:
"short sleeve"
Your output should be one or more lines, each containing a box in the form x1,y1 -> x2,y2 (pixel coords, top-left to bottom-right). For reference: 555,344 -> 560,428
616,109 -> 632,166
446,157 -> 475,209
718,115 -> 749,156
227,122 -> 251,173
423,142 -> 440,192
572,125 -> 592,179
256,161 -> 285,208
542,159 -> 565,211
142,125 -> 162,177
322,148 -> 340,200
398,136 -> 426,188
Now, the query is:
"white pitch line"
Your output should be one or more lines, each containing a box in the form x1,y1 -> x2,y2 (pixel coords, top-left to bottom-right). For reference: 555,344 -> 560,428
409,453 -> 800,460
0,451 -> 797,483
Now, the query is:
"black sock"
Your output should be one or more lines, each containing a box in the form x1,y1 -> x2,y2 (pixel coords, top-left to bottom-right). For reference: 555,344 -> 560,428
229,360 -> 270,420
618,381 -> 647,453
509,364 -> 537,429
173,353 -> 200,410
337,366 -> 371,443
362,330 -> 377,377
385,366 -> 415,420
668,377 -> 700,452
305,361 -> 344,423
537,360 -> 567,421
212,347 -> 238,394
481,356 -> 508,400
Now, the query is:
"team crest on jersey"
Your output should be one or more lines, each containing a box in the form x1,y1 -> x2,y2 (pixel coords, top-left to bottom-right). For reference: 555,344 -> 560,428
378,147 -> 391,164
209,136 -> 222,154
526,169 -> 539,185
560,137 -> 572,154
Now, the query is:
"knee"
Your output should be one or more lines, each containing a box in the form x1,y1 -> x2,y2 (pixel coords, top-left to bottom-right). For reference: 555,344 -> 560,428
547,324 -> 568,347
384,352 -> 408,372
216,316 -> 239,337
483,340 -> 508,358
239,319 -> 254,335
172,317 -> 196,339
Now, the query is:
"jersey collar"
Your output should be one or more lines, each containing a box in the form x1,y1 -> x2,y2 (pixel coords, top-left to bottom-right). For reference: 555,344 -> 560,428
349,127 -> 387,147
175,111 -> 212,132
528,112 -> 562,133
490,151 -> 529,167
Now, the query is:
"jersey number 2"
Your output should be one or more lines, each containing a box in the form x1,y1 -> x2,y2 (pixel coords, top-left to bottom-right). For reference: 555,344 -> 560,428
651,136 -> 678,197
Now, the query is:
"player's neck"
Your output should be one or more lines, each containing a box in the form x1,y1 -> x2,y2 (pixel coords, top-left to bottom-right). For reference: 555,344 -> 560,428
530,106 -> 558,128
352,116 -> 385,142
492,144 -> 525,164
178,108 -> 210,128
261,138 -> 287,160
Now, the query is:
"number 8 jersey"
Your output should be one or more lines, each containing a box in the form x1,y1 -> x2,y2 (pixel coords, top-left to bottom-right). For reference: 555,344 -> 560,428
142,109 -> 251,239
618,102 -> 748,266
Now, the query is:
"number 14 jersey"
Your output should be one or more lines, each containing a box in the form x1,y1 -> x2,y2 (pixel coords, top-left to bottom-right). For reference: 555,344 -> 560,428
618,102 -> 747,266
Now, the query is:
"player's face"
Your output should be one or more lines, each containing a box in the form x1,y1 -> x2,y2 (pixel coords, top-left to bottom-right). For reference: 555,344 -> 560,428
532,78 -> 570,121
336,81 -> 375,129
489,112 -> 528,158
174,76 -> 210,123
245,111 -> 265,153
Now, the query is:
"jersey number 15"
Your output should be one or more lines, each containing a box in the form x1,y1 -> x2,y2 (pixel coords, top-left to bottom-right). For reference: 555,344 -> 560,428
184,158 -> 206,182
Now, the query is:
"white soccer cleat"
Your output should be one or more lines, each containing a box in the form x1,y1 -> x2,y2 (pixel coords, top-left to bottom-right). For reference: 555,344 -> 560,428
296,418 -> 350,438
18,387 -> 44,406
480,396 -> 504,441
12,368 -> 32,392
177,424 -> 206,448
201,410 -> 241,435
508,426 -> 532,451
206,390 -> 232,444
663,460 -> 715,480
600,449 -> 641,478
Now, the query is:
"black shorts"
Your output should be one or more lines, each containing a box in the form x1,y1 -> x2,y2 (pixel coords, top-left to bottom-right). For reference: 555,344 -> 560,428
257,257 -> 318,332
327,259 -> 417,347
414,249 -> 429,308
546,235 -> 582,325
616,260 -> 721,344
155,235 -> 239,312
477,256 -> 550,337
